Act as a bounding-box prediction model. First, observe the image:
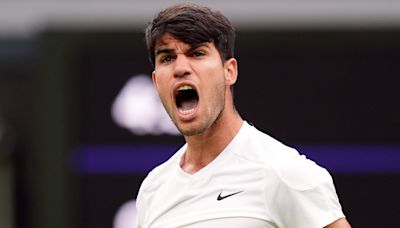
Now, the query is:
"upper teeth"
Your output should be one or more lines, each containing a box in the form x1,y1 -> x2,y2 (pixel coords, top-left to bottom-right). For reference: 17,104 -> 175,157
177,85 -> 192,91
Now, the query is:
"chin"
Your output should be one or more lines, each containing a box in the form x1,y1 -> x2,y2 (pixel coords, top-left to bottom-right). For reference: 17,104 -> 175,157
179,127 -> 202,137
178,121 -> 213,137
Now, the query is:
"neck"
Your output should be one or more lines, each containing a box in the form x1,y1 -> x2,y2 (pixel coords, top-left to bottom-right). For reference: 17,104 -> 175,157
180,109 -> 243,174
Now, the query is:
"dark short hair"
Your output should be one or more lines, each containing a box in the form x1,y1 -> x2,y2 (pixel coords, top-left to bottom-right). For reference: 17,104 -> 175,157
145,3 -> 236,66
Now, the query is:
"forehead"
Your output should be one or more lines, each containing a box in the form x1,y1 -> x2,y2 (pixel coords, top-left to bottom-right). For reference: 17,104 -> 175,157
155,33 -> 185,48
155,33 -> 214,50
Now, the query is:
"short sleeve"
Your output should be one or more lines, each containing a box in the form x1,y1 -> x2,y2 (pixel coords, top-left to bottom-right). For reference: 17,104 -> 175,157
272,158 -> 345,227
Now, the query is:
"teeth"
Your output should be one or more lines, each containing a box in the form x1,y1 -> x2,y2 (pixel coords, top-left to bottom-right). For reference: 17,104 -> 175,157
178,107 -> 195,115
177,85 -> 192,91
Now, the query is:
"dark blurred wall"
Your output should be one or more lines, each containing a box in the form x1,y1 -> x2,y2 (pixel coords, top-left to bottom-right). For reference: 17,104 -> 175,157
3,29 -> 400,228
0,39 -> 35,228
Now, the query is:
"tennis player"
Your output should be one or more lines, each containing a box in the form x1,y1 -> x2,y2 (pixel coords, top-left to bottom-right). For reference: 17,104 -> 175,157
136,3 -> 351,228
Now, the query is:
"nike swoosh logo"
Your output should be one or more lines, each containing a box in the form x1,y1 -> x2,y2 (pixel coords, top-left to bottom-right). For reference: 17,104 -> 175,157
217,191 -> 243,201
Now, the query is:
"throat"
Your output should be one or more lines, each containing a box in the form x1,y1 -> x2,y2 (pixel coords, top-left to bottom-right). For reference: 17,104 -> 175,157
180,162 -> 205,175
180,149 -> 215,174
180,99 -> 197,111
176,89 -> 199,112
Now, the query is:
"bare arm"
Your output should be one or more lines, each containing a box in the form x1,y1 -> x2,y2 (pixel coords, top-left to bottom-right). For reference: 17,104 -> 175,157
324,218 -> 351,228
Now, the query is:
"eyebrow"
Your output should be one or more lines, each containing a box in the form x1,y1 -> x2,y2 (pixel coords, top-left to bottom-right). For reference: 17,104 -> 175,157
155,48 -> 174,57
154,43 -> 209,57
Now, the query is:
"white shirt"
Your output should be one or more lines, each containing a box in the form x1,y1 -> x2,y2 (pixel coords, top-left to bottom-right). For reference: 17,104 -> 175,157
136,121 -> 345,228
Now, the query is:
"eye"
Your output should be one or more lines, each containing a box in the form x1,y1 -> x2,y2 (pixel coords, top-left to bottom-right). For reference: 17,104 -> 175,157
160,55 -> 174,63
192,51 -> 205,57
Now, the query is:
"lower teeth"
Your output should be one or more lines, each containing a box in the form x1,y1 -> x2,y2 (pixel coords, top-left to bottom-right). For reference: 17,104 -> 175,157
179,108 -> 195,115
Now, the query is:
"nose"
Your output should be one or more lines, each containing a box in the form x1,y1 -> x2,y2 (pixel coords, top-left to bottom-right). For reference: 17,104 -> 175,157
174,54 -> 191,78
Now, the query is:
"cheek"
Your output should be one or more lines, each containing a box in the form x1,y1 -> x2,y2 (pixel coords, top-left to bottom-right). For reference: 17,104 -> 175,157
202,61 -> 225,81
209,69 -> 226,87
203,71 -> 226,100
157,83 -> 170,99
154,72 -> 170,93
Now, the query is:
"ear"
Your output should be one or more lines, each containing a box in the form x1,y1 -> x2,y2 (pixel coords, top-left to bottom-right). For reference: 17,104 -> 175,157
224,58 -> 238,86
152,70 -> 158,89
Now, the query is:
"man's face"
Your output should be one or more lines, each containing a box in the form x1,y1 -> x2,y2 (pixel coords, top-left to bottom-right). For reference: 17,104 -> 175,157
152,33 -> 233,136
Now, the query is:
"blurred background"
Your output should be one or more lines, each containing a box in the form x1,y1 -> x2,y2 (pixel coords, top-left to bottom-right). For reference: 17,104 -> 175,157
1,0 -> 400,227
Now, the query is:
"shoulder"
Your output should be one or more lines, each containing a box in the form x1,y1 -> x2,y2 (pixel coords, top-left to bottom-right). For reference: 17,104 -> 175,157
135,144 -> 185,226
240,125 -> 344,226
137,144 -> 185,195
238,123 -> 331,190
277,156 -> 333,191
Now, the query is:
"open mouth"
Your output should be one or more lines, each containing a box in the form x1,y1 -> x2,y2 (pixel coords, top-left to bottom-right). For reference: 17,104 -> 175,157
175,85 -> 199,115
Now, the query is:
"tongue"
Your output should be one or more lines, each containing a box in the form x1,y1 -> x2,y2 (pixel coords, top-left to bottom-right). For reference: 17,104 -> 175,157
180,99 -> 198,111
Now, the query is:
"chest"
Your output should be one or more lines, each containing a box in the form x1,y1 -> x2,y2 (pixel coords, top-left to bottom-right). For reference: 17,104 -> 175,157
143,163 -> 279,228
